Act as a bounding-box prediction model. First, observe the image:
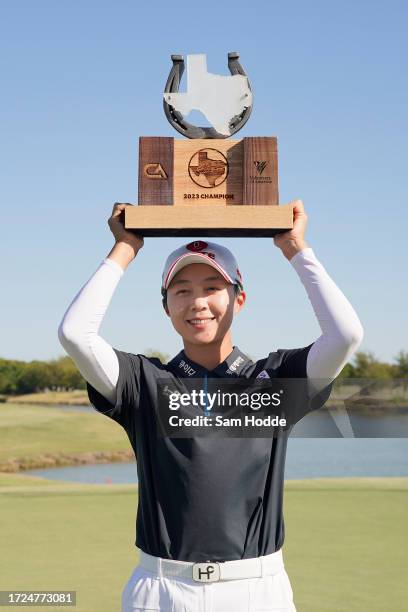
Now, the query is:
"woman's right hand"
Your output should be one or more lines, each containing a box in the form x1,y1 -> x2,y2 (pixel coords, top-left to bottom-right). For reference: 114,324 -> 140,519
108,202 -> 144,252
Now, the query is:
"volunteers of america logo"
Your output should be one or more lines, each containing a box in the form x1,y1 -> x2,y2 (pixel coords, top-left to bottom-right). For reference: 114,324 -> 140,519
188,148 -> 229,188
250,160 -> 272,184
253,161 -> 268,176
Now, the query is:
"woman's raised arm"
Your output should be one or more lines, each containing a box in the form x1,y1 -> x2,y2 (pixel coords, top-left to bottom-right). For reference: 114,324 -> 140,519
274,201 -> 364,394
57,203 -> 143,404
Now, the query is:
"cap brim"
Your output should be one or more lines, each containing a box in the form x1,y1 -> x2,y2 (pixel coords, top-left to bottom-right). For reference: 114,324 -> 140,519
164,253 -> 234,289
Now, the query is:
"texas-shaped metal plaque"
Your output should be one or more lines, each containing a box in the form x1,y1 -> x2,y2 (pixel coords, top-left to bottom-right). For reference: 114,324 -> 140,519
163,52 -> 253,139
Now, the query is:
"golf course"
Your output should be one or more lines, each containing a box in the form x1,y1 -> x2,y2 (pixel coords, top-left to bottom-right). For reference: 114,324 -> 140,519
1,402 -> 407,611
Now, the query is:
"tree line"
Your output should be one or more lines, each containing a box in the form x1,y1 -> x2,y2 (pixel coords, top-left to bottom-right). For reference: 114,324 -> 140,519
338,350 -> 408,379
0,350 -> 169,395
0,350 -> 407,396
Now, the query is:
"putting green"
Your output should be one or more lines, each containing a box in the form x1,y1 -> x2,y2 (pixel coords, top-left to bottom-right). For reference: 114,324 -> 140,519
1,474 -> 407,611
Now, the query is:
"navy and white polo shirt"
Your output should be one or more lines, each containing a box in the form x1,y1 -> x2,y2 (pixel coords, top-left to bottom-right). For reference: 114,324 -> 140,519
86,344 -> 332,562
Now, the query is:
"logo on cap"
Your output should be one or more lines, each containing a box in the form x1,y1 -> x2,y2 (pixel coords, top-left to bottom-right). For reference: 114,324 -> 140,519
186,241 -> 208,252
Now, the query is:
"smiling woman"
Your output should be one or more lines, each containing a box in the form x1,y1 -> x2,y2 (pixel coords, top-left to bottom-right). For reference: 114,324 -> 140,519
57,202 -> 364,612
161,240 -> 246,370
164,263 -> 246,370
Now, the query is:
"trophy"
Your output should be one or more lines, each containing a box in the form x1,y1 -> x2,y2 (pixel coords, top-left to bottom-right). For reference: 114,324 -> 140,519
125,52 -> 293,236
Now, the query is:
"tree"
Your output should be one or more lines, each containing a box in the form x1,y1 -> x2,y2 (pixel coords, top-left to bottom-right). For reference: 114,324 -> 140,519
352,351 -> 394,379
48,356 -> 86,390
15,361 -> 53,393
336,362 -> 355,379
393,350 -> 408,393
0,358 -> 26,394
394,350 -> 408,378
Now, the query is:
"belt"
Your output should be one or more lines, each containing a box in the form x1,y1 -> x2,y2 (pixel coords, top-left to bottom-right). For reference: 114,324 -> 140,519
138,549 -> 284,583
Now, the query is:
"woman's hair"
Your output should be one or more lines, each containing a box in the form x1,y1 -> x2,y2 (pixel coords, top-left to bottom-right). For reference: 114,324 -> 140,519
162,283 -> 243,310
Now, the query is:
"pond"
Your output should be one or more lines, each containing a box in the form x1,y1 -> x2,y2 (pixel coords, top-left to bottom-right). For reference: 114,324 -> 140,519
23,437 -> 408,484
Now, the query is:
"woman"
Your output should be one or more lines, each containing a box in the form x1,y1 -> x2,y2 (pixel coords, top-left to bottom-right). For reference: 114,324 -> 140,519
58,200 -> 363,611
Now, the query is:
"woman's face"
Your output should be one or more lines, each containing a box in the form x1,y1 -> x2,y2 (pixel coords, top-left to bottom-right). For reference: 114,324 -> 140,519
165,263 -> 245,345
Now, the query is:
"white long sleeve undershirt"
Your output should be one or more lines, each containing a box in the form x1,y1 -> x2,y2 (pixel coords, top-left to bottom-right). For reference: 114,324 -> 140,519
57,248 -> 363,405
58,257 -> 123,404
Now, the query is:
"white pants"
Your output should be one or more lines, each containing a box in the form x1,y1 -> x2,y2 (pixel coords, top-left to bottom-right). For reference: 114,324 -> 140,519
121,550 -> 297,611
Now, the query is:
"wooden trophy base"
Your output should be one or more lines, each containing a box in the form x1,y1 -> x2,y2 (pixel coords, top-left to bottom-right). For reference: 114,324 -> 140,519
125,204 -> 294,237
125,136 -> 294,237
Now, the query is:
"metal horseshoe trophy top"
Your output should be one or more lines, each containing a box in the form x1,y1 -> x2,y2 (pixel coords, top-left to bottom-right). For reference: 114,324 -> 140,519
163,52 -> 253,139
124,50 -> 294,237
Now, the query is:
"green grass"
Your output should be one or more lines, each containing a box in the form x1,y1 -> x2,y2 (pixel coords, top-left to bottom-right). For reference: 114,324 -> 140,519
0,476 -> 407,611
0,403 -> 132,470
6,390 -> 90,405
1,402 -> 407,610
284,478 -> 408,611
0,476 -> 138,611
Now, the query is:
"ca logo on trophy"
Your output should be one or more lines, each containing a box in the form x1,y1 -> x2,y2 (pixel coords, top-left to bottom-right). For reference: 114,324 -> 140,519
125,52 -> 293,236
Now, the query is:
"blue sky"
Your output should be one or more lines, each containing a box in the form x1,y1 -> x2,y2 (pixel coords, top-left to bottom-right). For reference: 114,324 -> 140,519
1,0 -> 407,364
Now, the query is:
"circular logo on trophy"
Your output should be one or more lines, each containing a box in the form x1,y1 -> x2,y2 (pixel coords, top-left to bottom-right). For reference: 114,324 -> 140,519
188,148 -> 229,188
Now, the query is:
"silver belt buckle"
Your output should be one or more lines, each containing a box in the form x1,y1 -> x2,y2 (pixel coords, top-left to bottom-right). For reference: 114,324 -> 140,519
192,561 -> 221,583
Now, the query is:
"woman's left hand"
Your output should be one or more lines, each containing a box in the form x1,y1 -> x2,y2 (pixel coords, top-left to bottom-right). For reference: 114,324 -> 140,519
273,200 -> 309,260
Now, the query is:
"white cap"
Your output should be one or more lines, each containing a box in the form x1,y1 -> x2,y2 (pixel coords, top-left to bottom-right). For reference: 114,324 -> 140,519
162,240 -> 243,290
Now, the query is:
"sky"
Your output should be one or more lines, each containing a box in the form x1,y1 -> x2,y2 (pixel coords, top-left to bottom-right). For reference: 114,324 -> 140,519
1,0 -> 407,364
